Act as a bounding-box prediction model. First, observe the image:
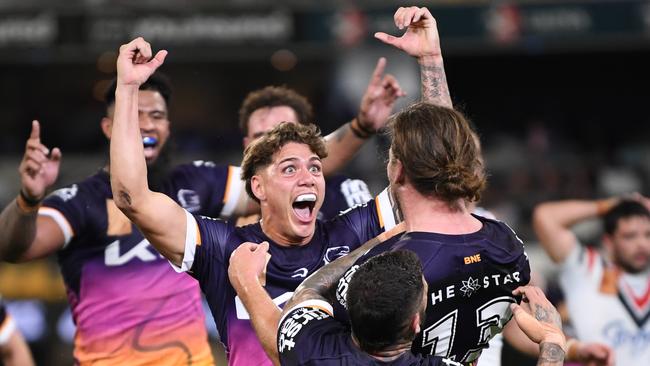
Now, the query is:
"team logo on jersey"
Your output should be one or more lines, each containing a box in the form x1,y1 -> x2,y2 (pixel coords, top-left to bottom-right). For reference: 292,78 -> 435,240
177,189 -> 201,212
324,246 -> 350,264
460,276 -> 481,298
52,184 -> 78,202
291,268 -> 309,278
192,160 -> 216,168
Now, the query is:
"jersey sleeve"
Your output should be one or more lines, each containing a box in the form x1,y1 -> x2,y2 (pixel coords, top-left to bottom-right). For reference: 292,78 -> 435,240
172,162 -> 246,219
558,241 -> 602,290
277,299 -> 336,365
39,183 -> 86,248
169,211 -> 231,287
332,188 -> 400,246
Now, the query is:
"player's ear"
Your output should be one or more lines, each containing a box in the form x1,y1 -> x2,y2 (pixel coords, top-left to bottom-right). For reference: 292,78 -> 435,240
101,117 -> 113,139
251,175 -> 266,202
393,159 -> 406,185
412,312 -> 421,334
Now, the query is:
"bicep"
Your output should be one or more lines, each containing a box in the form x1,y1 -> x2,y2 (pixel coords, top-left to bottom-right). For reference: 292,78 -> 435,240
18,216 -> 65,262
128,191 -> 188,267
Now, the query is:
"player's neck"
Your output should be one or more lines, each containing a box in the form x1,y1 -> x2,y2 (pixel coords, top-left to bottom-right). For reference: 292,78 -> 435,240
259,214 -> 315,247
351,335 -> 411,361
399,187 -> 481,234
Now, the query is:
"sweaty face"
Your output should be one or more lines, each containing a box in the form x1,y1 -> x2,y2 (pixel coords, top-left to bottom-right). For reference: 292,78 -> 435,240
609,216 -> 650,273
255,142 -> 325,245
244,106 -> 299,148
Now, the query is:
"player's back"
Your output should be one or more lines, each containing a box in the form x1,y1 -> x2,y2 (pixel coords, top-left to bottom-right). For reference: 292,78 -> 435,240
336,215 -> 530,364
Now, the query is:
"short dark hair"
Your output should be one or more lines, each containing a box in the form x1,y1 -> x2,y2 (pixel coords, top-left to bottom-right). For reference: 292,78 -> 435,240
104,72 -> 172,110
241,122 -> 328,202
387,102 -> 486,203
604,200 -> 650,235
238,86 -> 314,136
346,250 -> 424,354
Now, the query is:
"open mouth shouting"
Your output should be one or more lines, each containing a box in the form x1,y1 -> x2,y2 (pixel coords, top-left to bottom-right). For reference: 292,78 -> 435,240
292,193 -> 317,223
142,136 -> 159,160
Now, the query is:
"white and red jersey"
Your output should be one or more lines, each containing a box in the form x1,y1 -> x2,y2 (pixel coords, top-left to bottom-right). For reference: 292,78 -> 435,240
559,244 -> 650,365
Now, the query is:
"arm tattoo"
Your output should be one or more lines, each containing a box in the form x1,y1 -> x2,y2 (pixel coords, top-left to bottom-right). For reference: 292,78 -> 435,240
534,304 -> 562,328
332,124 -> 349,143
282,235 -> 386,313
420,64 -> 452,108
537,342 -> 565,366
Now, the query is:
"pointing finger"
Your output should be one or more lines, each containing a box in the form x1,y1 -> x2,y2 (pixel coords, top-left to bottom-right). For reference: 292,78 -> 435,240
29,120 -> 40,141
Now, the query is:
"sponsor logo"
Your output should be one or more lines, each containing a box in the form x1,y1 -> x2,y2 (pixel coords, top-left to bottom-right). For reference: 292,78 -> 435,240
460,276 -> 481,298
177,189 -> 201,212
324,246 -> 350,264
52,184 -> 78,202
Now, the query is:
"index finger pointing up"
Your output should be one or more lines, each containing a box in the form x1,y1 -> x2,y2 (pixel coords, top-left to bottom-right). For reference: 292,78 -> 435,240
370,57 -> 387,85
30,120 -> 40,141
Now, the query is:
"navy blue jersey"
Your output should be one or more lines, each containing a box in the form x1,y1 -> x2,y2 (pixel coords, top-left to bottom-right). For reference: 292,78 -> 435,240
36,161 -> 237,365
335,215 -> 530,364
178,190 -> 397,366
278,300 -> 458,366
319,175 -> 372,220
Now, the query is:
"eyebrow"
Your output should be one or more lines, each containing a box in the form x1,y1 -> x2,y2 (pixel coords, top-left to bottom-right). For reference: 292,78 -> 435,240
278,156 -> 321,165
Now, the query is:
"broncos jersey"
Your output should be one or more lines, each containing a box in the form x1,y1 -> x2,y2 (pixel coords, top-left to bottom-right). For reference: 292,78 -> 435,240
278,299 -> 460,366
319,175 -> 373,220
335,215 -> 530,364
172,189 -> 398,366
38,161 -> 242,365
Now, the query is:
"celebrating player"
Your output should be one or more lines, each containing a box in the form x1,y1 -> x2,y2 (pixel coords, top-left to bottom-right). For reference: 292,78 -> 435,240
109,37 -> 403,365
237,74 -> 403,221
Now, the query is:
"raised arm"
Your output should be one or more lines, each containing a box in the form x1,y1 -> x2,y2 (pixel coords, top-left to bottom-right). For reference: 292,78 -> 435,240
532,198 -> 619,263
321,57 -> 404,176
109,38 -> 186,266
0,120 -> 64,262
375,6 -> 451,108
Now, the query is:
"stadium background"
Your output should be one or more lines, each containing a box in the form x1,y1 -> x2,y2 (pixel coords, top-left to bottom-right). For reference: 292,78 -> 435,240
0,0 -> 649,364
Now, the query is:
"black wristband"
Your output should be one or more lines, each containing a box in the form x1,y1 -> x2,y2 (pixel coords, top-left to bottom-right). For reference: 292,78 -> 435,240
350,119 -> 372,139
19,189 -> 43,207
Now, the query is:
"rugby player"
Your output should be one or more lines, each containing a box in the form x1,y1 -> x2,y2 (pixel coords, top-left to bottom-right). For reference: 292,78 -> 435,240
237,75 -> 403,221
0,41 -> 397,366
533,197 -> 650,365
109,38 -> 402,365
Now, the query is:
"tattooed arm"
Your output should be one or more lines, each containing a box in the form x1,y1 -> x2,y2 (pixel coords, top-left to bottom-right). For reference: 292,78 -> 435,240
109,38 -> 188,267
510,286 -> 567,366
375,6 -> 452,108
322,57 -> 404,176
282,223 -> 405,315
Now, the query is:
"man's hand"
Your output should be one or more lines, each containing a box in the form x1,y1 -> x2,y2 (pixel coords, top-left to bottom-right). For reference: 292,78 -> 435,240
357,57 -> 406,131
116,37 -> 168,87
569,341 -> 615,366
511,286 -> 566,351
374,6 -> 442,65
19,120 -> 61,201
228,242 -> 271,289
